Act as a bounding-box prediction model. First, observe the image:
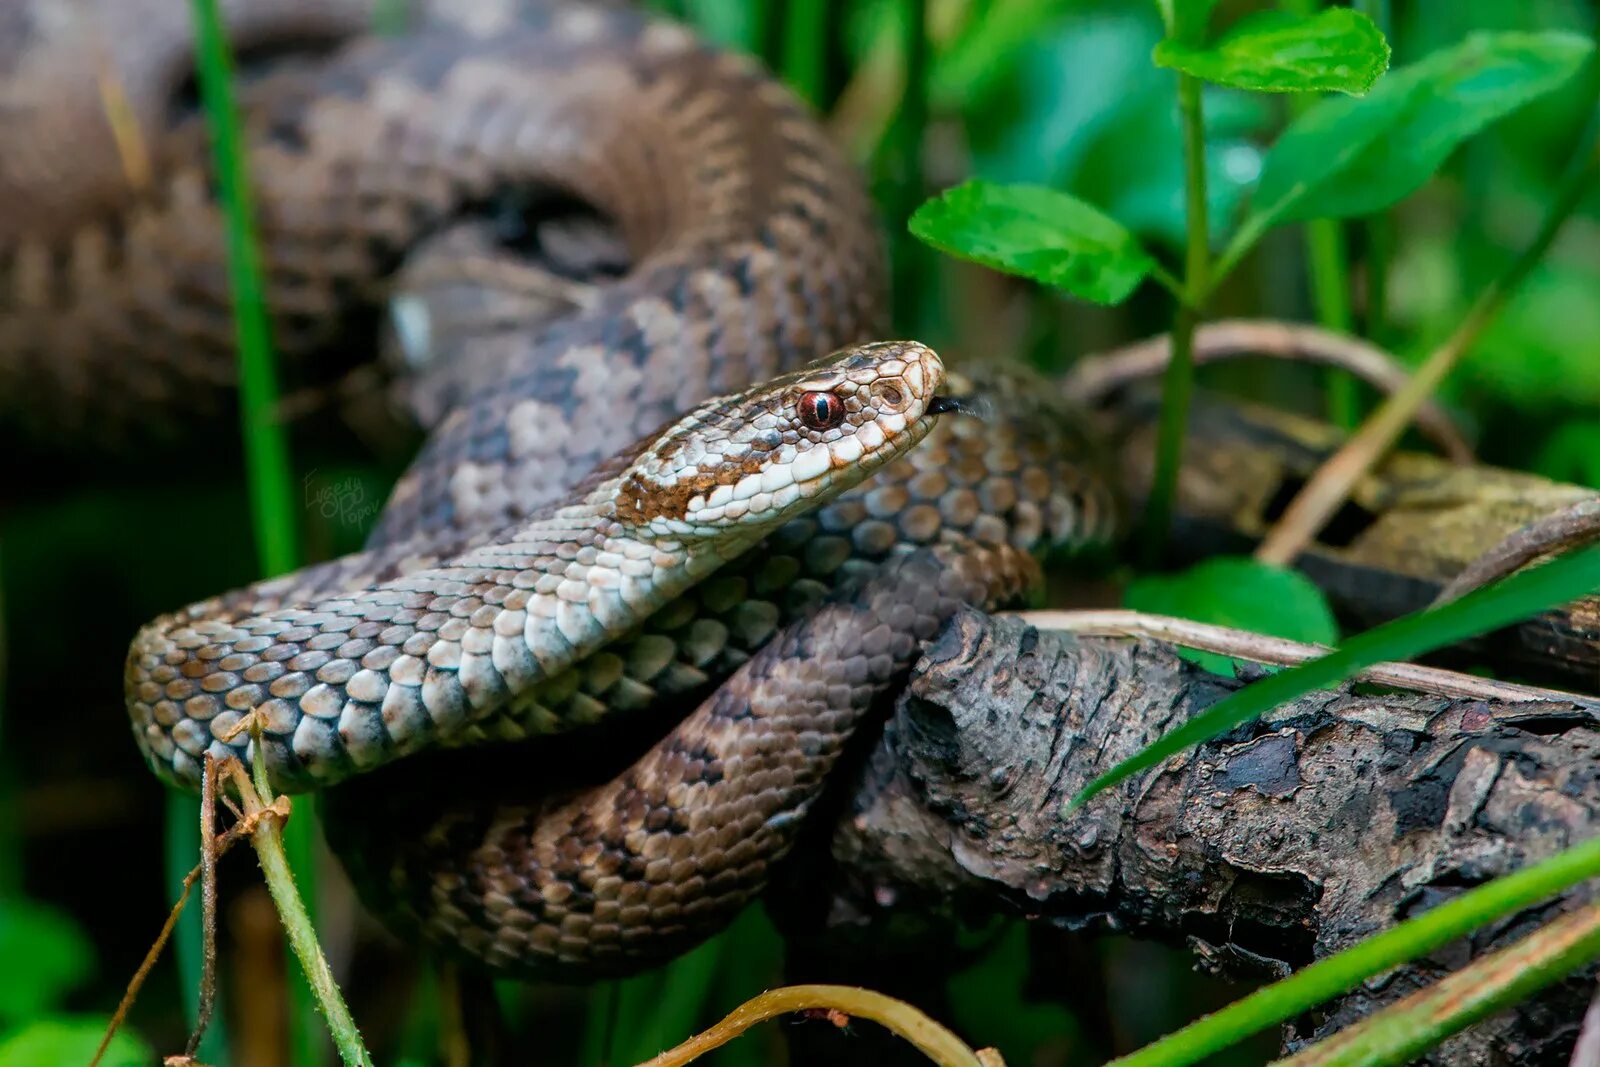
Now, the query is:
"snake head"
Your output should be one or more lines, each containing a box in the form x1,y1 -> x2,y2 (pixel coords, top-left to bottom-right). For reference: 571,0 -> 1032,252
615,341 -> 949,541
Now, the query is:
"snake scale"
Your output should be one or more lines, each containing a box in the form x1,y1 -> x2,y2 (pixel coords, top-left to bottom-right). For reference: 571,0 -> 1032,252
3,0 -> 1118,978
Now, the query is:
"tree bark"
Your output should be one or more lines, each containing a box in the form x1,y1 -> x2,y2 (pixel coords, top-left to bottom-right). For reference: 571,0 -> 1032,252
815,608 -> 1600,1064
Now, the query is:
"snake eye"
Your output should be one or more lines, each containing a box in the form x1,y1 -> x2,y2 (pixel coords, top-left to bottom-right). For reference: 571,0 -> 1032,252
798,391 -> 846,431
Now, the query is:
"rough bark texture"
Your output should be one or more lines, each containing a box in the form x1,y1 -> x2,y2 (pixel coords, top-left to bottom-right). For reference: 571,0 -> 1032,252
812,609 -> 1600,1064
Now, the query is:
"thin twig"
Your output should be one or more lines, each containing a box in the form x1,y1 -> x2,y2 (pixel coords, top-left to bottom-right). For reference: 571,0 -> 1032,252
1068,318 -> 1473,461
1434,498 -> 1600,606
1255,102 -> 1600,566
1007,610 -> 1600,709
91,864 -> 204,1067
633,985 -> 998,1067
183,758 -> 221,1058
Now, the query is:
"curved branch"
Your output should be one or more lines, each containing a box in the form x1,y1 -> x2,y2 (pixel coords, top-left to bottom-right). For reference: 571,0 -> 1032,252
1067,319 -> 1474,462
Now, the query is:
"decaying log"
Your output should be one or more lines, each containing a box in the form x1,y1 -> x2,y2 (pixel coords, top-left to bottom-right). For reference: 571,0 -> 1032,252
818,609 -> 1600,1064
1101,387 -> 1600,691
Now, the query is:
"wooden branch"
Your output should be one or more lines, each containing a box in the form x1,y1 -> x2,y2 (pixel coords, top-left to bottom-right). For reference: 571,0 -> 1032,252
809,610 -> 1600,1065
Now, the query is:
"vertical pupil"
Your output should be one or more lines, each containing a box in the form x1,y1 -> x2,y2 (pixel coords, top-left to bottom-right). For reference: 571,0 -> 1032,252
800,391 -> 843,429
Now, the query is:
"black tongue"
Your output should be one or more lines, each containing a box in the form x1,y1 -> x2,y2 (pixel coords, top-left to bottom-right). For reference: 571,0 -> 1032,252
928,395 -> 987,418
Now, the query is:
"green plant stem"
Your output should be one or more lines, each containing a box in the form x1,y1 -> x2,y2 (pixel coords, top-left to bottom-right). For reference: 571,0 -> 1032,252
781,0 -> 827,107
1141,72 -> 1209,564
188,0 -> 325,1060
1256,115 -> 1600,565
241,753 -> 374,1067
1107,835 -> 1600,1067
188,0 -> 298,580
1304,220 -> 1357,425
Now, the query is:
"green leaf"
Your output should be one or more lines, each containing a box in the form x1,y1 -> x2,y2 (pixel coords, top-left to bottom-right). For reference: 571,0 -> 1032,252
0,902 -> 94,1024
1154,10 -> 1390,94
910,180 -> 1157,304
1106,836 -> 1600,1067
1072,542 -> 1600,809
0,1017 -> 152,1067
1125,558 -> 1338,675
1228,30 -> 1593,260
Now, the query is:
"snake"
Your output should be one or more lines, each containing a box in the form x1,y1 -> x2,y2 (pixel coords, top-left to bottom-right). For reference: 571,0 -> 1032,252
3,0 -> 1119,979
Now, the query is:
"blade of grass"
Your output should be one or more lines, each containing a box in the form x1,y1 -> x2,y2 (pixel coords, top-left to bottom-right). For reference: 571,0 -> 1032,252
1070,542 -> 1600,809
1274,904 -> 1600,1067
1106,835 -> 1600,1067
187,1 -> 322,1062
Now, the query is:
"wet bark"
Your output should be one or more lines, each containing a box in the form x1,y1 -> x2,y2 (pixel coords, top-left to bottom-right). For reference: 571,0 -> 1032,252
816,609 -> 1600,1064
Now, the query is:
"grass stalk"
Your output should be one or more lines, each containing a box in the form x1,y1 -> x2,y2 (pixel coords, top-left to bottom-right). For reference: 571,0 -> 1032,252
187,0 -> 324,1060
1141,70 -> 1209,564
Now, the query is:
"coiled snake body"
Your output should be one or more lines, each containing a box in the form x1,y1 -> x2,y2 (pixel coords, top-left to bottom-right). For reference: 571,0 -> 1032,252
5,1 -> 1118,977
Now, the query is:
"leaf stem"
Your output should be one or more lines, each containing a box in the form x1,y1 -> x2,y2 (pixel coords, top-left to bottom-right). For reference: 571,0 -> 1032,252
1141,72 -> 1210,564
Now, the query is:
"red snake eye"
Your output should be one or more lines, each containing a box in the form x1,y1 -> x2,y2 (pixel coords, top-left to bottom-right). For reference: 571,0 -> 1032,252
798,390 -> 846,431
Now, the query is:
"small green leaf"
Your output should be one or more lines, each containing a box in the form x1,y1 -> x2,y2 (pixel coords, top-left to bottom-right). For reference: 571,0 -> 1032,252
0,1017 -> 152,1067
910,180 -> 1156,304
1073,542 -> 1600,809
0,902 -> 94,1024
1232,31 -> 1592,250
1126,558 -> 1338,675
1154,10 -> 1390,94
